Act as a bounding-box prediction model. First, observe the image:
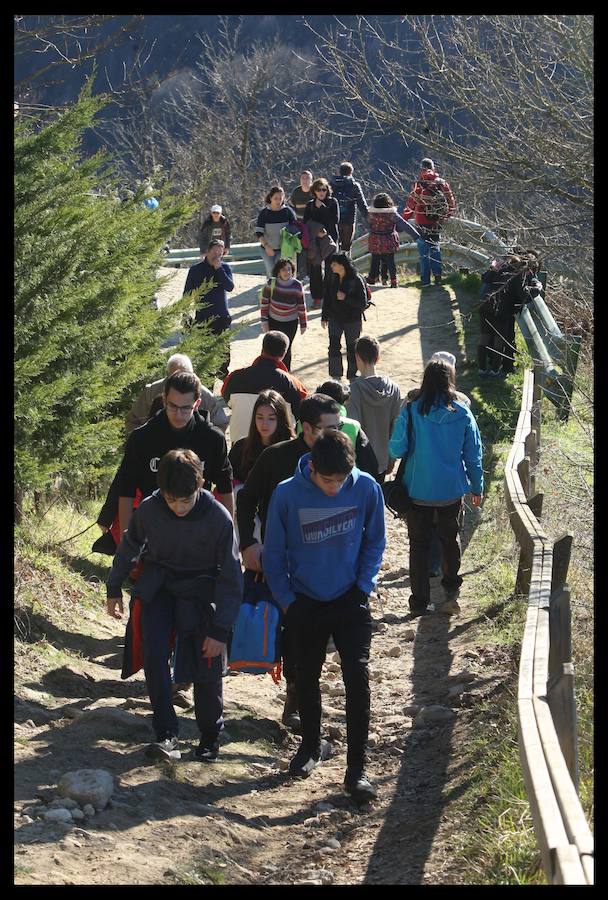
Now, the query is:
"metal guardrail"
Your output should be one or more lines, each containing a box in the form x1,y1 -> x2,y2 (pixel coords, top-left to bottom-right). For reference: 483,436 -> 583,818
505,366 -> 593,884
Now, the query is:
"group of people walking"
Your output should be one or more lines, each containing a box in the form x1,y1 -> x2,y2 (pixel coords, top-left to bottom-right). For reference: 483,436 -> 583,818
101,307 -> 484,804
96,154 -> 550,805
188,158 -> 459,379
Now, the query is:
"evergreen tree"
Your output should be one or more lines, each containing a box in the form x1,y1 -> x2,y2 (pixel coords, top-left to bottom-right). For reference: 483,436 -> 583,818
14,81 -> 230,507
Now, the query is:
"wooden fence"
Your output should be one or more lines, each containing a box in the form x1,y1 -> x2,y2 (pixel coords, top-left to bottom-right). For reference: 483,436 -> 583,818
504,366 -> 593,884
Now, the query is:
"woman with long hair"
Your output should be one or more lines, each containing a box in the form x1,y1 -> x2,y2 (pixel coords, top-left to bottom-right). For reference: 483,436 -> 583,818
303,177 -> 340,308
388,359 -> 484,617
229,389 -> 295,486
255,186 -> 299,278
321,252 -> 367,380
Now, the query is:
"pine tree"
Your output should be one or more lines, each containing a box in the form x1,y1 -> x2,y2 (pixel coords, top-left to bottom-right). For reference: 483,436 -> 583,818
14,81 -> 230,508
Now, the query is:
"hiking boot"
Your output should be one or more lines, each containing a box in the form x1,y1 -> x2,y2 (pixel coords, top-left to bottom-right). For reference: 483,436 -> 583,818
194,740 -> 220,762
281,682 -> 301,731
438,589 -> 461,615
145,735 -> 181,761
434,275 -> 442,285
408,596 -> 428,617
390,280 -> 398,288
172,683 -> 194,709
438,597 -> 461,615
288,740 -> 332,779
344,769 -> 377,802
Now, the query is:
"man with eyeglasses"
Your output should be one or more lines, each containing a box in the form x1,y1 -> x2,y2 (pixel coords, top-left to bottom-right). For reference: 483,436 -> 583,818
117,370 -> 233,536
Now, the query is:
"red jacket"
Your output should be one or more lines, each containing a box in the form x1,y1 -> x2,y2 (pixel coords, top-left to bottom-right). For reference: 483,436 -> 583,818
403,169 -> 456,229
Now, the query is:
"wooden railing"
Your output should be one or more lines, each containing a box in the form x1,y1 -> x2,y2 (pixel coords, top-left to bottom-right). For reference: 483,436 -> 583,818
505,366 -> 593,884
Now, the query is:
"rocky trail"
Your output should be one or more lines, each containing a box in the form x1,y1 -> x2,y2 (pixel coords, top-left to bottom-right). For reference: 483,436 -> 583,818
15,270 -> 507,885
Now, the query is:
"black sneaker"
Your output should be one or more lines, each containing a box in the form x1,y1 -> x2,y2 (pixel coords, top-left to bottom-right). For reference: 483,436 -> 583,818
344,769 -> 377,802
288,739 -> 332,779
145,735 -> 181,761
194,741 -> 220,762
434,275 -> 442,285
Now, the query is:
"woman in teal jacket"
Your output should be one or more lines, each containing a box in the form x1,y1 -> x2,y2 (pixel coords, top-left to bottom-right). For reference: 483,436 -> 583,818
388,360 -> 483,616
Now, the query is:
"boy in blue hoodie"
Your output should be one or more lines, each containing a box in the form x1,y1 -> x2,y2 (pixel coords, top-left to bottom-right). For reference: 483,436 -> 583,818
264,429 -> 386,802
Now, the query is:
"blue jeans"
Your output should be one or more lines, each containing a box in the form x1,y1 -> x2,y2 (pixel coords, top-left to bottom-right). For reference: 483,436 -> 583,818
416,235 -> 442,284
261,248 -> 280,278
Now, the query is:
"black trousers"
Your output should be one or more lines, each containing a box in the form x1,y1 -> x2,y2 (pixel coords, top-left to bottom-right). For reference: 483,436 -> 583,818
405,500 -> 464,609
328,318 -> 362,380
338,222 -> 355,253
286,586 -> 372,771
267,316 -> 298,371
369,253 -> 396,281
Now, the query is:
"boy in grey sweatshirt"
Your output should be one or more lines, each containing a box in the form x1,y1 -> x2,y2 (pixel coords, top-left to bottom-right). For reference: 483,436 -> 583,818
106,449 -> 243,763
346,335 -> 402,482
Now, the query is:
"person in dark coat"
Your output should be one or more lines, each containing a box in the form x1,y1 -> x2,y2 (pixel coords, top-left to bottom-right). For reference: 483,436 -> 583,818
330,161 -> 369,253
478,251 -> 543,376
303,178 -> 340,309
183,239 -> 234,378
321,252 -> 367,380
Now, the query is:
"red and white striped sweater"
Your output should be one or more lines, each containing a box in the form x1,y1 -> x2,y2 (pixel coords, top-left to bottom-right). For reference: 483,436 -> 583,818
260,278 -> 307,328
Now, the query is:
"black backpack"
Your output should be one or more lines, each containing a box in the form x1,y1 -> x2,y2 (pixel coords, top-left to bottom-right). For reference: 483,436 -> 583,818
356,274 -> 374,319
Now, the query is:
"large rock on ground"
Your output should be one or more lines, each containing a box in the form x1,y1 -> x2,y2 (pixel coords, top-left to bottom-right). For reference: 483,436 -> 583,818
57,769 -> 114,811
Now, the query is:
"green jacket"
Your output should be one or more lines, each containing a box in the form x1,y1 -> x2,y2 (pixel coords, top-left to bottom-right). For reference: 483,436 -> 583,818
280,227 -> 302,260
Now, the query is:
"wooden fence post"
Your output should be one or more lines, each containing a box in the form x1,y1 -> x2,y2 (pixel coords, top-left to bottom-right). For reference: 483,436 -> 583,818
528,492 -> 544,521
547,662 -> 579,790
551,534 -> 573,595
515,547 -> 533,595
517,456 -> 531,499
549,585 -> 572,679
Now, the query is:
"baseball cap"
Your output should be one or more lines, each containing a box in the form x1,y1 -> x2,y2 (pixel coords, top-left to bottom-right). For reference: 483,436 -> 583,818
211,204 -> 222,213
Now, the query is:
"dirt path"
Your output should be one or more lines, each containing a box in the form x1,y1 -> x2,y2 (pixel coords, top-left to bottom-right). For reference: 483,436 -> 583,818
14,270 -> 501,886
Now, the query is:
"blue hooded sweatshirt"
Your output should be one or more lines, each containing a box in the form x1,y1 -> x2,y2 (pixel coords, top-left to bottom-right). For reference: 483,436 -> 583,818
388,397 -> 483,502
263,453 -> 386,610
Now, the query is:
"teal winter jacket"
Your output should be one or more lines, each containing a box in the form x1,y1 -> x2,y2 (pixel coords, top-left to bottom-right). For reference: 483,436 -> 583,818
388,397 -> 483,502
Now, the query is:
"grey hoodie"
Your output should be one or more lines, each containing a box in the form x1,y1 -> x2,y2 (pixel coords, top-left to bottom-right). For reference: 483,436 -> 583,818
346,375 -> 402,473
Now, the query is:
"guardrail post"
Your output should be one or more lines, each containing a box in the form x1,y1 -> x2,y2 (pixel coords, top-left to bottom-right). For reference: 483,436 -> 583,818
548,662 -> 579,790
551,534 -> 573,595
549,585 -> 572,678
528,492 -> 544,521
515,546 -> 533,595
517,456 -> 531,499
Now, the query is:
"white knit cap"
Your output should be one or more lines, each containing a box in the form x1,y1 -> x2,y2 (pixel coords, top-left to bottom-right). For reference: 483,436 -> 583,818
429,351 -> 456,368
211,204 -> 222,213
